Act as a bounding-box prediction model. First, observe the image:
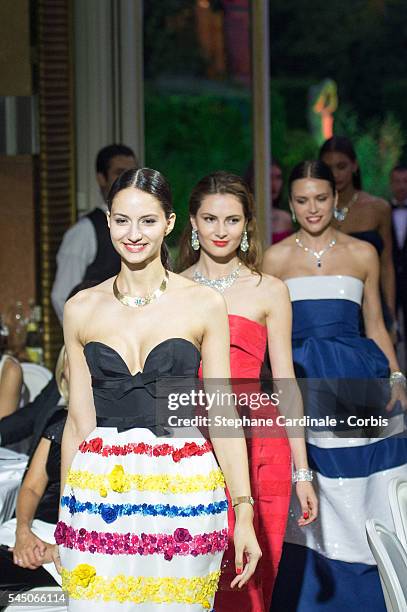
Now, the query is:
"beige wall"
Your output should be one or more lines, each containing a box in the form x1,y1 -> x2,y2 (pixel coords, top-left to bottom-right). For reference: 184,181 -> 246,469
0,0 -> 31,96
0,156 -> 36,338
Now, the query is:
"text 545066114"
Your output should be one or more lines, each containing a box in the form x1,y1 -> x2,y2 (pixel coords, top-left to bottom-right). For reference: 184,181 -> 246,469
0,590 -> 67,607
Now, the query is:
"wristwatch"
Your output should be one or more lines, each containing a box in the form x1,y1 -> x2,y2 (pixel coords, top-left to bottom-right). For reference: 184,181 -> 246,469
232,496 -> 255,508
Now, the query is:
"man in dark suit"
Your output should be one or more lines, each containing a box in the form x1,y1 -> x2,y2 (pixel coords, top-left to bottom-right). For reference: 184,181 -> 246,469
390,164 -> 407,359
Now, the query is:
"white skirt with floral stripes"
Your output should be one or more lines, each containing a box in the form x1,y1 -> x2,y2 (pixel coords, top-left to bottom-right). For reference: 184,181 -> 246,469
57,426 -> 228,611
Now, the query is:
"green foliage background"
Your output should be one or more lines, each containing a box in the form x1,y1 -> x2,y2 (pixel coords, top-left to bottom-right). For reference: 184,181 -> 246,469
145,91 -> 252,244
146,85 -> 404,244
143,0 -> 407,244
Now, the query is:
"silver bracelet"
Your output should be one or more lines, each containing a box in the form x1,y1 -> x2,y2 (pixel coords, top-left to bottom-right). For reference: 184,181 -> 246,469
292,468 -> 313,483
389,371 -> 406,388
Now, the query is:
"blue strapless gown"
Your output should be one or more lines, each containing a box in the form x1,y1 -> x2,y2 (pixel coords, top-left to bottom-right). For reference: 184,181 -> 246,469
271,275 -> 407,612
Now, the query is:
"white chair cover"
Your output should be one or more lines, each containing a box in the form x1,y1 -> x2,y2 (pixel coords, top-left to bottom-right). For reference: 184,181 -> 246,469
0,448 -> 28,524
366,519 -> 407,612
389,478 -> 407,551
20,363 -> 52,402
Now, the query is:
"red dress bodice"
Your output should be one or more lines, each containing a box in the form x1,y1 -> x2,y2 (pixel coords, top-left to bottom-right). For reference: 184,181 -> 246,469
229,314 -> 267,378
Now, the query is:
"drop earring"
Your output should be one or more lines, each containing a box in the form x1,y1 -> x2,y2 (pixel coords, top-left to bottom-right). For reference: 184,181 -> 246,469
291,209 -> 297,223
191,228 -> 200,251
240,229 -> 249,252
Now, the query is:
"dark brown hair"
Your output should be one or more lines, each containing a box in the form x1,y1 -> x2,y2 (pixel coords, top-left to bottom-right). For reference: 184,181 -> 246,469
107,167 -> 173,270
177,171 -> 262,273
319,136 -> 362,189
288,160 -> 337,197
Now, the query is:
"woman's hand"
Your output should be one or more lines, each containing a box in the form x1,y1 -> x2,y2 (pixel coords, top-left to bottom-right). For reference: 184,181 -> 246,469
10,527 -> 47,570
296,481 -> 318,527
230,505 -> 262,589
386,382 -> 407,412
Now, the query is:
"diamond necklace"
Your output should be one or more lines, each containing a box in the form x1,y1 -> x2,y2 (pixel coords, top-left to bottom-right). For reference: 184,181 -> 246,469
295,232 -> 337,268
335,192 -> 359,222
193,261 -> 242,293
113,270 -> 169,308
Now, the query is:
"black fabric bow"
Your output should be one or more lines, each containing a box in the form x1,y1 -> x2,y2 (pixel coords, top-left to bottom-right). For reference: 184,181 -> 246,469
91,369 -> 159,399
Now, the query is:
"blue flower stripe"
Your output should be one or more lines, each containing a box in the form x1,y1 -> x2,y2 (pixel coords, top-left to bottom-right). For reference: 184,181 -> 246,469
61,495 -> 228,523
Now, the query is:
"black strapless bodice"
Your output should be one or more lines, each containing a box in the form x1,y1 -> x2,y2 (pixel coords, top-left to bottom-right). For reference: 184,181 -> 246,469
84,339 -> 201,434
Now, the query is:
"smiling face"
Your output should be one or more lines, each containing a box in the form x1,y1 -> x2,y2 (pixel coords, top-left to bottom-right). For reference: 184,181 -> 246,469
290,178 -> 336,235
320,151 -> 357,193
191,193 -> 246,258
108,187 -> 175,265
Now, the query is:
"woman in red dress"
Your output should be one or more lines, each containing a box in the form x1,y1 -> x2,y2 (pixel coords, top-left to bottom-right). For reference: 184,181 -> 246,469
179,171 -> 318,611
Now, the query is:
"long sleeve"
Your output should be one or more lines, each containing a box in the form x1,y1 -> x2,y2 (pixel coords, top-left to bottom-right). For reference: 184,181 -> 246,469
51,217 -> 97,323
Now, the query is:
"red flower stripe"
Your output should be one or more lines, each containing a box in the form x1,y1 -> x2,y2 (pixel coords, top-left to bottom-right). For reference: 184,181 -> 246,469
55,522 -> 228,560
78,438 -> 213,462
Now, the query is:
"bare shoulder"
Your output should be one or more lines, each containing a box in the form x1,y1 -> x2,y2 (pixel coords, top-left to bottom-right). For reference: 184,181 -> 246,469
169,271 -> 226,313
64,280 -> 111,323
168,270 -> 198,289
360,191 -> 390,214
345,232 -> 378,262
177,266 -> 195,281
1,356 -> 23,380
258,273 -> 290,302
263,235 -> 294,272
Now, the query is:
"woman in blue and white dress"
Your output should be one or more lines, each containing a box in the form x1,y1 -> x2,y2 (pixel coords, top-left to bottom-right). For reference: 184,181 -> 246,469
263,160 -> 407,611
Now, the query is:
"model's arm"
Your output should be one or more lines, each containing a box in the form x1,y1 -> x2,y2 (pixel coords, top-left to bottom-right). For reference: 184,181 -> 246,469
12,437 -> 50,569
363,245 -> 399,371
265,278 -> 318,526
0,358 -> 23,419
362,244 -> 406,411
60,298 -> 96,496
378,201 -> 396,320
200,290 -> 261,587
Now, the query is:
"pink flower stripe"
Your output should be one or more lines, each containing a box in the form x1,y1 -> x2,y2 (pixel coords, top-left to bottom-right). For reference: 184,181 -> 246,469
55,522 -> 228,560
78,438 -> 213,462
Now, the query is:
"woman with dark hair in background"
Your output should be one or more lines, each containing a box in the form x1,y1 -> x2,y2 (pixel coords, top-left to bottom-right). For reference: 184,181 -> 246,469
179,171 -> 317,612
263,160 -> 407,611
52,167 -> 261,611
320,136 -> 396,334
245,159 -> 293,244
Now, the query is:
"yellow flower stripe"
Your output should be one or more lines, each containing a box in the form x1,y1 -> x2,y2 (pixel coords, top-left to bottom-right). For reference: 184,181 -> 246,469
62,564 -> 220,609
66,464 -> 225,496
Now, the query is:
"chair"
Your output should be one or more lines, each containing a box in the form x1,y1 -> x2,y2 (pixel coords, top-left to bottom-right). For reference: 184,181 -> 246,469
389,478 -> 407,551
20,363 -> 52,402
366,519 -> 407,612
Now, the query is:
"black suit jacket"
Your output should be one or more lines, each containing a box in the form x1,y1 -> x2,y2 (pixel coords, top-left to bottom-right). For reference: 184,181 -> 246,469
0,377 -> 61,454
